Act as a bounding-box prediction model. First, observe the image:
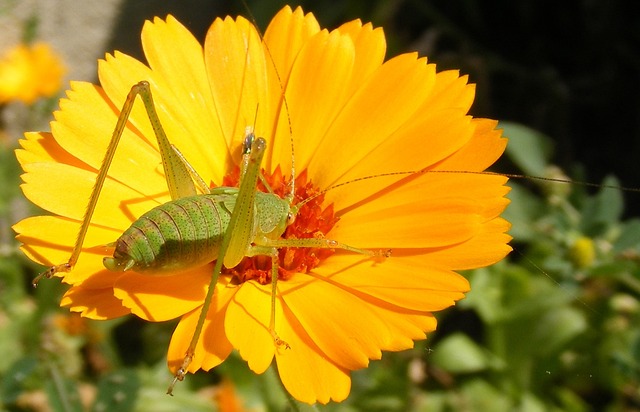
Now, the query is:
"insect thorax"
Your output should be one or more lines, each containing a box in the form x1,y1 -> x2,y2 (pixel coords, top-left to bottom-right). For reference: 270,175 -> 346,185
254,191 -> 291,240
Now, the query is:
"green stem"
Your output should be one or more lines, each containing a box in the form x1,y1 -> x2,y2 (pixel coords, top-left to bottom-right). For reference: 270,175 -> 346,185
48,362 -> 74,412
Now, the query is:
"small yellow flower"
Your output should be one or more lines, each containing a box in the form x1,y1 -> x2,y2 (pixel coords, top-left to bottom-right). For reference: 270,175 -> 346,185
569,236 -> 595,269
0,42 -> 66,104
14,6 -> 511,403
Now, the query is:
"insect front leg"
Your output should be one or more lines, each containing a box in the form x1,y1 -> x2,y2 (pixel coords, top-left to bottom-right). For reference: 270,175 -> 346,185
261,237 -> 391,260
166,248 -> 226,396
168,136 -> 269,394
245,244 -> 293,349
250,236 -> 390,352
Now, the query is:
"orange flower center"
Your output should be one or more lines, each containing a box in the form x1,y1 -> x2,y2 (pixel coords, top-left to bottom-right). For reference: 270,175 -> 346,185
219,166 -> 339,285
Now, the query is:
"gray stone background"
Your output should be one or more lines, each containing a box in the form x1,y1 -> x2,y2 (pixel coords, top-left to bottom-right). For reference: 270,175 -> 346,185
0,0 -> 235,134
1,0 -> 123,89
0,0 -> 237,84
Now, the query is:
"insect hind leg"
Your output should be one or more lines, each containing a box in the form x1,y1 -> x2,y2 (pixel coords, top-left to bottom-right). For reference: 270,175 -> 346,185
33,80 -> 198,287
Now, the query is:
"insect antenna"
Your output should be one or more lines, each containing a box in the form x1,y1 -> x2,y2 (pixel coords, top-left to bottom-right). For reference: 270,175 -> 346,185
240,0 -> 296,203
291,169 -> 640,215
469,171 -> 640,193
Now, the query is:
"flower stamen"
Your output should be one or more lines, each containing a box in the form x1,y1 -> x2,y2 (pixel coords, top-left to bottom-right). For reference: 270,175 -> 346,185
220,167 -> 339,285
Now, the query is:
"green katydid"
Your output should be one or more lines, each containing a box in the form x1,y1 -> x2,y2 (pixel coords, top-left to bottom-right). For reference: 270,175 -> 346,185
33,80 -> 389,394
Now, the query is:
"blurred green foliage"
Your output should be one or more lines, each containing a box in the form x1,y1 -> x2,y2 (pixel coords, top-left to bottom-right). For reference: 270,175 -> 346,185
2,1 -> 640,411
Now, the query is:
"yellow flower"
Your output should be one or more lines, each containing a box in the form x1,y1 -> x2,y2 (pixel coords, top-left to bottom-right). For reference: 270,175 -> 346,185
0,42 -> 66,104
569,236 -> 595,269
14,6 -> 511,404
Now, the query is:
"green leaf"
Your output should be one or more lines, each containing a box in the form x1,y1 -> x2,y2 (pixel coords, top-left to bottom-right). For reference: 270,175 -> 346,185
431,333 -> 496,373
0,143 -> 21,216
0,356 -> 39,404
133,364 -> 217,412
553,387 -> 589,412
461,267 -> 505,324
92,369 -> 139,412
581,176 -> 623,233
458,379 -> 512,412
503,182 -> 545,241
532,307 -> 587,356
517,392 -> 548,412
613,219 -> 640,253
500,121 -> 554,176
44,373 -> 84,412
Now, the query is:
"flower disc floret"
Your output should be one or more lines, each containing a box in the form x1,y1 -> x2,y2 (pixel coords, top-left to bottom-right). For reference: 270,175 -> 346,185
14,6 -> 511,404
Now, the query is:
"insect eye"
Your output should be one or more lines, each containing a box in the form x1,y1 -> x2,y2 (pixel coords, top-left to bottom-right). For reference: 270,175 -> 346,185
242,130 -> 255,154
287,212 -> 296,225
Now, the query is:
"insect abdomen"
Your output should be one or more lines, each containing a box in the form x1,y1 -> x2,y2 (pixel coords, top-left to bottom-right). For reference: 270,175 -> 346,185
103,194 -> 234,273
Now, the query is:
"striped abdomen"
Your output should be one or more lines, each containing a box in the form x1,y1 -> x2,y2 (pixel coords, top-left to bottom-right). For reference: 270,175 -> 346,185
103,194 -> 235,273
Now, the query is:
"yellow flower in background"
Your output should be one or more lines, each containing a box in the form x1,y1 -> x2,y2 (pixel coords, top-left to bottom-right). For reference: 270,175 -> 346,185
570,236 -> 595,269
0,42 -> 66,104
14,6 -> 511,404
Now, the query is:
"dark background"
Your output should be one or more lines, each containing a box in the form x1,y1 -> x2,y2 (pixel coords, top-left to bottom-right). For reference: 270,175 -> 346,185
107,0 -> 640,205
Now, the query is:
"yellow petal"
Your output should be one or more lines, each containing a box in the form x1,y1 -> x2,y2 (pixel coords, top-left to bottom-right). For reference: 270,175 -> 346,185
97,52 -> 156,148
167,285 -> 235,374
113,268 -> 212,321
98,50 -> 223,188
329,160 -> 509,249
323,107 -> 473,209
53,81 -> 170,197
308,53 -> 435,189
333,196 -> 481,248
315,254 -> 469,312
279,275 -> 389,370
17,132 -> 85,168
263,8 -> 388,176
140,16 -> 227,183
20,161 -> 162,228
369,309 -> 437,352
224,282 -> 276,374
414,172 -> 510,220
421,69 -> 475,114
168,309 -> 203,373
419,217 -> 513,270
67,268 -> 123,289
275,301 -> 351,404
13,216 -> 118,284
99,48 -> 225,187
335,20 -> 386,98
277,29 -> 356,175
61,286 -> 130,320
435,118 -> 507,172
262,6 -> 321,86
204,15 -> 270,165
